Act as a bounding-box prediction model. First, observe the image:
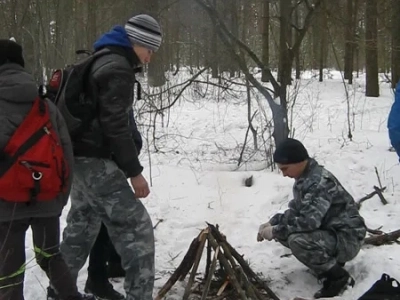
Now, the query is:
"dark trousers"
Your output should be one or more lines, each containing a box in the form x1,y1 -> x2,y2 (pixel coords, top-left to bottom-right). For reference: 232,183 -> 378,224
0,217 -> 80,300
88,222 -> 122,282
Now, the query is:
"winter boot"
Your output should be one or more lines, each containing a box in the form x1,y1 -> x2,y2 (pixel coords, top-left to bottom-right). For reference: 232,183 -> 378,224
84,277 -> 124,300
47,286 -> 59,300
314,264 -> 355,299
107,262 -> 125,278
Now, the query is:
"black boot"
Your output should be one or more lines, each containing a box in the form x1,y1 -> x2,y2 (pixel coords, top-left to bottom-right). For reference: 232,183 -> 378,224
66,294 -> 97,300
84,277 -> 124,300
47,286 -> 97,300
314,264 -> 355,299
47,286 -> 59,300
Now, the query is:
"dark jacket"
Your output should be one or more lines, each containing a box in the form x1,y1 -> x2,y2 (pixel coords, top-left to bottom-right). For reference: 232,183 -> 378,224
269,159 -> 366,243
0,63 -> 74,222
72,26 -> 143,177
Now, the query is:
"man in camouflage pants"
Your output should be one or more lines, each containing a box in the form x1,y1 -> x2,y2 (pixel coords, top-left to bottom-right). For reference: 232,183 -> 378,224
257,138 -> 366,299
57,15 -> 163,300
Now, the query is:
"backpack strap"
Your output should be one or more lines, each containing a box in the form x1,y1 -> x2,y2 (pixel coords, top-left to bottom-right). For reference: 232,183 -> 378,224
134,80 -> 142,101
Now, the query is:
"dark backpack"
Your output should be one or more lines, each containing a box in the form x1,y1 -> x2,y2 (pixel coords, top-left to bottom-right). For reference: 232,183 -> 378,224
358,273 -> 400,300
43,49 -> 112,139
44,49 -> 143,141
0,97 -> 69,204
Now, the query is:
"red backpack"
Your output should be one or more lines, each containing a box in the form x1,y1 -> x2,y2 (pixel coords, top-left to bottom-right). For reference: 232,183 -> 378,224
0,97 -> 69,203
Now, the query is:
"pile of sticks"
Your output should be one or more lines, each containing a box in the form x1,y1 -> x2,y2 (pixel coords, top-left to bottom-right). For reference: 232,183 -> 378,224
155,223 -> 280,300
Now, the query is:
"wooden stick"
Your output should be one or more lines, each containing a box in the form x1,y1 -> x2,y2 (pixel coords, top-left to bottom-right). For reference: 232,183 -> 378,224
212,233 -> 261,300
155,233 -> 202,300
217,280 -> 229,296
216,238 -> 268,300
183,230 -> 208,300
211,291 -> 232,300
373,185 -> 388,205
201,245 -> 220,300
366,226 -> 383,235
179,232 -> 205,281
356,186 -> 386,208
205,237 -> 212,280
364,229 -> 400,246
374,167 -> 383,189
207,232 -> 248,300
208,223 -> 281,300
153,218 -> 164,229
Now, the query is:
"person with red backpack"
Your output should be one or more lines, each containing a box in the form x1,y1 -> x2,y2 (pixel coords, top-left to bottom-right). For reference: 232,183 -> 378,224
0,40 -> 96,300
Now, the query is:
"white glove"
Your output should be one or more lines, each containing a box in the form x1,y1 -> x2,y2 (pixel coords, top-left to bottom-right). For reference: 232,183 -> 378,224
258,222 -> 271,232
259,226 -> 275,241
257,222 -> 271,242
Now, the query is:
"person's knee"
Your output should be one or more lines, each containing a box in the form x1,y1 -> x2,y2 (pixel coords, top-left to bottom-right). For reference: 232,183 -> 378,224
337,236 -> 362,262
287,233 -> 309,253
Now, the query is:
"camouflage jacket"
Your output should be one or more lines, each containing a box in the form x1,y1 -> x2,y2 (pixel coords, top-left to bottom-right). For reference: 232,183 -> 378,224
269,158 -> 366,242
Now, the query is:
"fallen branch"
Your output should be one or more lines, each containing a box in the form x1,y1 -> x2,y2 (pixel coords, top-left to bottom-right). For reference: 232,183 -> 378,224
356,186 -> 386,209
364,229 -> 400,246
366,226 -> 384,235
373,185 -> 388,205
374,167 -> 383,189
153,218 -> 164,229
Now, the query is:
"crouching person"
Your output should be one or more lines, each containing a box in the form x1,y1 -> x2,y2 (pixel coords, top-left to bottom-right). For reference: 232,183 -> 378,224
0,39 -> 95,300
257,138 -> 366,299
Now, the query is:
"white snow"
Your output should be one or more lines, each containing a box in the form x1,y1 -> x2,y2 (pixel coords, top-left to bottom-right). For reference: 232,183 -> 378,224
23,70 -> 400,300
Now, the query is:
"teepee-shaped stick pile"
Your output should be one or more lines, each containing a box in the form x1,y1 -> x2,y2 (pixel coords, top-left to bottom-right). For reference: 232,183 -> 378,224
155,223 -> 281,300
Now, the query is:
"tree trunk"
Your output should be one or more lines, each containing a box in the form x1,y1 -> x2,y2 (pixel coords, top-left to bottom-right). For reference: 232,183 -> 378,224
211,0 -> 219,78
318,1 -> 327,82
392,0 -> 400,88
261,0 -> 270,82
365,0 -> 379,97
229,0 -> 239,77
344,0 -> 354,82
145,0 -> 166,87
278,0 -> 291,86
294,3 -> 300,79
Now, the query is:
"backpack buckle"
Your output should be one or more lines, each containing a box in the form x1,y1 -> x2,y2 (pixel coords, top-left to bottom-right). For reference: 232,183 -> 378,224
32,171 -> 42,180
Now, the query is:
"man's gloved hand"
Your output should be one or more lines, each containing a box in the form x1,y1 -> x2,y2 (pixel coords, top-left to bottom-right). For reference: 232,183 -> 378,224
259,226 -> 275,241
257,222 -> 271,242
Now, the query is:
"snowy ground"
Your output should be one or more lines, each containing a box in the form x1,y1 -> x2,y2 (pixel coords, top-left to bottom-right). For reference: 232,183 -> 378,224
24,70 -> 400,299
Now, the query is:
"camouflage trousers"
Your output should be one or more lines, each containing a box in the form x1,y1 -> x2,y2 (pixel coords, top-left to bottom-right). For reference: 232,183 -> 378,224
60,157 -> 155,300
278,230 -> 362,275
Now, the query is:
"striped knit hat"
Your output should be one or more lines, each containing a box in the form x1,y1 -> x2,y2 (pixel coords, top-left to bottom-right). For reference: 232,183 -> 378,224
125,14 -> 162,52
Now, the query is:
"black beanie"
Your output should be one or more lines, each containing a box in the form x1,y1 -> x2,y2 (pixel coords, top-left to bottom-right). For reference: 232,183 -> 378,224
273,138 -> 309,164
0,39 -> 25,67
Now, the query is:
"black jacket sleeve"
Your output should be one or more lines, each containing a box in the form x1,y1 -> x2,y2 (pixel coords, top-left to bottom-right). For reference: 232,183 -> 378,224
128,108 -> 143,155
95,59 -> 143,177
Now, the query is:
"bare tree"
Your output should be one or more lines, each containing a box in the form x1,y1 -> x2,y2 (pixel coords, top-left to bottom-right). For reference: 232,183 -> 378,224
391,0 -> 400,88
261,0 -> 270,82
365,0 -> 379,97
193,0 -> 321,145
